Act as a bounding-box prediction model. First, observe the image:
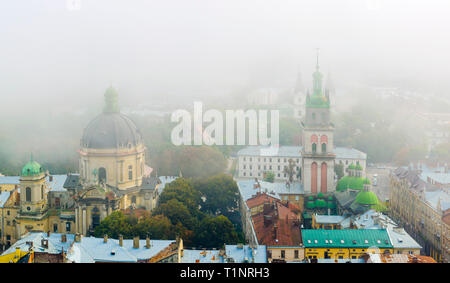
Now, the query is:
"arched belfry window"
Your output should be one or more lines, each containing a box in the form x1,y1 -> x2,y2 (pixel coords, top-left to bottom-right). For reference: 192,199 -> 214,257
26,187 -> 31,202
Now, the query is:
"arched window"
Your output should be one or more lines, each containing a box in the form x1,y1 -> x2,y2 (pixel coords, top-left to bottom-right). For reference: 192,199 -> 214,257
322,143 -> 327,153
312,143 -> 317,153
26,187 -> 31,202
128,165 -> 133,180
131,196 -> 137,204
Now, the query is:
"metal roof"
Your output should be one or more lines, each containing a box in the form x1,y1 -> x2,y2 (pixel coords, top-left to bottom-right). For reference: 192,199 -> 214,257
1,232 -> 75,255
66,236 -> 174,263
237,179 -> 303,203
301,229 -> 393,249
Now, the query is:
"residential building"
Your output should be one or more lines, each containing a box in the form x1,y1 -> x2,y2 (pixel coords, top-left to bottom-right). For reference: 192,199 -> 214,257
390,167 -> 450,262
302,229 -> 393,260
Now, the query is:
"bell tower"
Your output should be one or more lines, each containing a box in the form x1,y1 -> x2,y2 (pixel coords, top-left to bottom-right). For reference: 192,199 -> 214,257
301,50 -> 335,194
17,154 -> 49,235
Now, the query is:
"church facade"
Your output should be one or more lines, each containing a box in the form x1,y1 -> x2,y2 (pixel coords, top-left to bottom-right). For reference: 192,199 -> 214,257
0,87 -> 162,249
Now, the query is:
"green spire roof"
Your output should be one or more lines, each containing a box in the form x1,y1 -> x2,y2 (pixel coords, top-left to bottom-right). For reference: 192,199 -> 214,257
355,190 -> 379,206
103,86 -> 120,113
21,154 -> 43,177
306,49 -> 330,109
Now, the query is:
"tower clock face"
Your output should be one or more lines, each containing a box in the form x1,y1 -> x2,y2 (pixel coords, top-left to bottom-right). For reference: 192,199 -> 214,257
144,192 -> 151,200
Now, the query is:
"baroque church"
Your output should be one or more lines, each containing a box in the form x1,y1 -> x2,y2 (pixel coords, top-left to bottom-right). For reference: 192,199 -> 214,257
0,87 -> 160,247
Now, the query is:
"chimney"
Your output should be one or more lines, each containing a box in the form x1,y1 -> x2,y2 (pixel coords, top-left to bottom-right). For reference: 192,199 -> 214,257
103,234 -> 108,243
61,234 -> 67,243
41,239 -> 49,249
119,235 -> 123,247
75,233 -> 81,242
133,236 -> 140,249
146,235 -> 150,249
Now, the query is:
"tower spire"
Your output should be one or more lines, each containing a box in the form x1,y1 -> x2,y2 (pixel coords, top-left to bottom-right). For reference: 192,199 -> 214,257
316,48 -> 320,71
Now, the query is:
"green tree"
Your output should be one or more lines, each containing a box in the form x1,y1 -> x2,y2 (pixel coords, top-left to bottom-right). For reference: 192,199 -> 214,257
194,215 -> 239,249
194,174 -> 239,216
154,198 -> 196,230
264,171 -> 275,183
93,211 -> 135,238
283,158 -> 297,183
134,214 -> 174,239
334,163 -> 345,180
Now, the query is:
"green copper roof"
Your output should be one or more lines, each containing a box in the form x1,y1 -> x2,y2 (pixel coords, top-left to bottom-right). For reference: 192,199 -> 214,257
355,190 -> 379,206
21,155 -> 43,177
336,176 -> 369,191
306,201 -> 316,209
327,201 -> 336,209
301,229 -> 393,249
315,199 -> 327,208
103,86 -> 120,113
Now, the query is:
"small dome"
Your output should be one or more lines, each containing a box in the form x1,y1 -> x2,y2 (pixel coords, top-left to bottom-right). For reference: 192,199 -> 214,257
355,191 -> 379,206
21,159 -> 43,177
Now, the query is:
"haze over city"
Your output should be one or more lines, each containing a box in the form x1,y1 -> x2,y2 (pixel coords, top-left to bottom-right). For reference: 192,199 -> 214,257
0,0 -> 449,267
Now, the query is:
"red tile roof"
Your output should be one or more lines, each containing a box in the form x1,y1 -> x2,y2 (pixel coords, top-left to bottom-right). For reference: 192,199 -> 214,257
251,201 -> 302,246
246,192 -> 279,209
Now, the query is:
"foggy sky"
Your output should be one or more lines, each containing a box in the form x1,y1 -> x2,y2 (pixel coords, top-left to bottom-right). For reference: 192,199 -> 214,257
1,0 -> 450,113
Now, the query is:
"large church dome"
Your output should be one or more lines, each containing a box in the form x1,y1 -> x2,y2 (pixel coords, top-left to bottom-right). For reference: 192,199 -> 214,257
81,87 -> 143,149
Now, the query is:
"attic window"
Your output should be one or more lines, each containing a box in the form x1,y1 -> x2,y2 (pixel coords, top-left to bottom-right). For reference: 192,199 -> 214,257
325,240 -> 329,244
111,250 -> 116,256
329,240 -> 333,244
307,240 -> 311,244
364,240 -> 369,244
340,240 -> 344,244
352,240 -> 357,244
314,240 -> 318,244
377,240 -> 381,244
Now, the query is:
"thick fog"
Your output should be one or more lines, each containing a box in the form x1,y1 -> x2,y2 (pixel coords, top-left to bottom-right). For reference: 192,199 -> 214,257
0,0 -> 449,173
1,0 -> 450,112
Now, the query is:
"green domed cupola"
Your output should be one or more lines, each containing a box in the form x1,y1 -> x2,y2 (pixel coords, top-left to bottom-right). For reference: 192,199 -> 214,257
21,154 -> 43,177
355,190 -> 379,206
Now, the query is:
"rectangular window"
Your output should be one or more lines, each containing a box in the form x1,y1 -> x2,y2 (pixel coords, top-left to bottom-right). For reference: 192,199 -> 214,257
294,250 -> 299,259
281,250 -> 285,258
128,165 -> 133,180
66,222 -> 71,232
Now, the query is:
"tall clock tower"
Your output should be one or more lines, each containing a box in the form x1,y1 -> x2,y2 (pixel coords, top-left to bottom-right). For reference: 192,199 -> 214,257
301,52 -> 335,194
